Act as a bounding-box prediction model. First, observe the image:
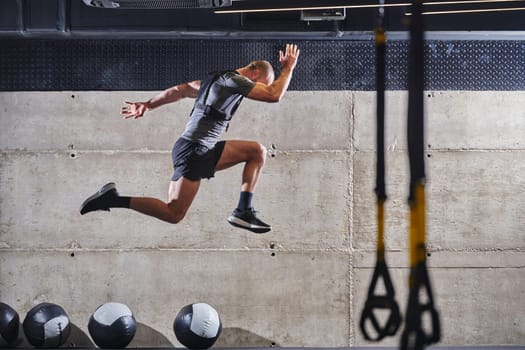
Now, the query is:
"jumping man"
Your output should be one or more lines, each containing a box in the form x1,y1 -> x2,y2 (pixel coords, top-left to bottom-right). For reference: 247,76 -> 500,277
80,43 -> 300,233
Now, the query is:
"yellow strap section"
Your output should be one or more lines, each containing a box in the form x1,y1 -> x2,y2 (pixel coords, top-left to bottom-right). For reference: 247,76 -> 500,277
375,28 -> 386,45
377,199 -> 385,262
409,181 -> 427,266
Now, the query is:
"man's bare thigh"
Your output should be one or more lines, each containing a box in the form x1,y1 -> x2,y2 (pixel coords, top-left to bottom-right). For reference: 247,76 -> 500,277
215,140 -> 261,171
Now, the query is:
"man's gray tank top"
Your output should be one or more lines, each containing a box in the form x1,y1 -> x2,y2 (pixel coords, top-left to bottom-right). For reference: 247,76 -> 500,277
181,70 -> 255,148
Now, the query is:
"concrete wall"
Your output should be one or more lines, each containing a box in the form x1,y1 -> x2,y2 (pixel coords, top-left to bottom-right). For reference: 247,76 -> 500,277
0,90 -> 524,347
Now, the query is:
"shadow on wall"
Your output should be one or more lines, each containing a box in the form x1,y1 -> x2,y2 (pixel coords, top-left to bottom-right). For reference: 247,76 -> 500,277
215,327 -> 278,347
129,322 -> 175,347
130,325 -> 275,348
67,323 -> 96,348
13,323 -> 272,348
13,322 -> 174,348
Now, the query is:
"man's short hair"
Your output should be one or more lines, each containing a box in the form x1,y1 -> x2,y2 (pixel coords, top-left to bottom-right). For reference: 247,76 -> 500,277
248,60 -> 275,82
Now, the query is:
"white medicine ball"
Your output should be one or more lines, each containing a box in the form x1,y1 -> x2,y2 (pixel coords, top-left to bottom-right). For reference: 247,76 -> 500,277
88,302 -> 136,348
173,303 -> 222,349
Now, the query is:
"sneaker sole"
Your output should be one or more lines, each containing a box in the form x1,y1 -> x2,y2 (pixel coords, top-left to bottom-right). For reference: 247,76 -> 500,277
79,182 -> 116,215
227,216 -> 271,234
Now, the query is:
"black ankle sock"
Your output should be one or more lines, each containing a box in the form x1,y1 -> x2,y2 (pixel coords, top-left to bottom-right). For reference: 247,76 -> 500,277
237,191 -> 253,211
111,196 -> 131,208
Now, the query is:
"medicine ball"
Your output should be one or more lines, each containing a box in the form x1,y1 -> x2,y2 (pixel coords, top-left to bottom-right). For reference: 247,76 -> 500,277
88,302 -> 136,348
0,302 -> 19,346
173,303 -> 222,349
23,302 -> 71,348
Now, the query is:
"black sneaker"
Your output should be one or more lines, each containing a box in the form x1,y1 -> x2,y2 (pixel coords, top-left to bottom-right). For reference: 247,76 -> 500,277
79,182 -> 118,215
227,207 -> 271,234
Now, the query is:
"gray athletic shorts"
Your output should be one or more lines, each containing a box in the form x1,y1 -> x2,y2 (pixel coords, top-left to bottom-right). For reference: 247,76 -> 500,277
171,138 -> 226,181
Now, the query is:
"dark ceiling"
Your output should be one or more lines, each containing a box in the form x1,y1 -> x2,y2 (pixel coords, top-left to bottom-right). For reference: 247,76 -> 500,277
1,0 -> 525,38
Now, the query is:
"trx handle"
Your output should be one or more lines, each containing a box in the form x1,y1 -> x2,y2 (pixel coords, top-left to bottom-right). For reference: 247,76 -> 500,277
360,200 -> 402,341
360,261 -> 402,341
401,2 -> 440,349
401,265 -> 441,348
401,187 -> 441,349
360,3 -> 401,341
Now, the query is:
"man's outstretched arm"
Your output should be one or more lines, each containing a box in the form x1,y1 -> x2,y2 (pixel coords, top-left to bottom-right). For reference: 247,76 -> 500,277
121,80 -> 201,119
247,44 -> 300,103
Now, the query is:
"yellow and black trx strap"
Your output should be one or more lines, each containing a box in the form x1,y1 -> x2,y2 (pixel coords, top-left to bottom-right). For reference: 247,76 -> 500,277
400,1 -> 440,349
359,2 -> 402,342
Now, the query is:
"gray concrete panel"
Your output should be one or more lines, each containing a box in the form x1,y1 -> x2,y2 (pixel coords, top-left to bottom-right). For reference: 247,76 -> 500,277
228,91 -> 352,151
0,250 -> 350,347
354,250 -> 525,269
0,91 -> 351,152
353,91 -> 525,151
0,92 -> 191,151
0,150 -> 349,250
1,89 -> 524,347
353,265 -> 525,345
353,150 -> 525,250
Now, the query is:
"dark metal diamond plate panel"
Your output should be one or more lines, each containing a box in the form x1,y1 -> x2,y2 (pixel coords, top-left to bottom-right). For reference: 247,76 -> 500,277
425,40 -> 525,90
0,39 -> 524,91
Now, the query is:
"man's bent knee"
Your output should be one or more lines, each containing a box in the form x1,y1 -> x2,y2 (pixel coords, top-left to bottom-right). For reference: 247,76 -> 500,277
166,212 -> 185,224
166,202 -> 188,224
253,142 -> 267,163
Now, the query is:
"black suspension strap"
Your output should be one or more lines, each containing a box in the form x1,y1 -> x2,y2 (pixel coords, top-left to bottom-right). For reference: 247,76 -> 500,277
400,1 -> 441,349
359,1 -> 402,342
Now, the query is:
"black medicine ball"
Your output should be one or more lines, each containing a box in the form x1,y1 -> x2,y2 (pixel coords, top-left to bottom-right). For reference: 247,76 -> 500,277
23,303 -> 71,348
88,302 -> 136,348
174,303 -> 222,349
0,302 -> 19,346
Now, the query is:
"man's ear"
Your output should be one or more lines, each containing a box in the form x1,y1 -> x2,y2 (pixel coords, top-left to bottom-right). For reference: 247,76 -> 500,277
251,69 -> 261,82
